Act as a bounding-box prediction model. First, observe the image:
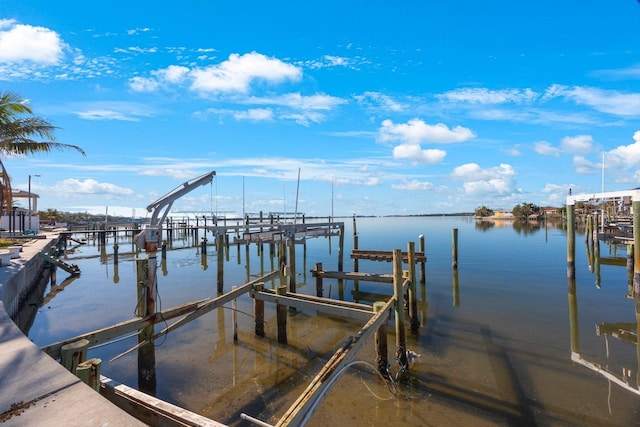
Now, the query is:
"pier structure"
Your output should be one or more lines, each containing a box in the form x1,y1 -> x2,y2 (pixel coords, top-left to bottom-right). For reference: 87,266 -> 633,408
39,223 -> 429,426
566,190 -> 640,298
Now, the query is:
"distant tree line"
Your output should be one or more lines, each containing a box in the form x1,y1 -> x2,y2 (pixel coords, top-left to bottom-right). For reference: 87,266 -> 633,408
39,208 -> 135,225
474,202 -> 543,219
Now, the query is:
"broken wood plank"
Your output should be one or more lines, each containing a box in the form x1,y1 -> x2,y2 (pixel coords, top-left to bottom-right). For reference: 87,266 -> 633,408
350,249 -> 426,263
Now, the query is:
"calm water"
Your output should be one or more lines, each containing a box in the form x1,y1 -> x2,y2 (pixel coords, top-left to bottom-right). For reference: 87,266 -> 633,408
26,216 -> 640,426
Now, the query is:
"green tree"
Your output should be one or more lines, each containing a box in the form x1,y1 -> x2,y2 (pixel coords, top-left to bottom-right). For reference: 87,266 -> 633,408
0,91 -> 85,211
512,202 -> 541,219
474,205 -> 494,217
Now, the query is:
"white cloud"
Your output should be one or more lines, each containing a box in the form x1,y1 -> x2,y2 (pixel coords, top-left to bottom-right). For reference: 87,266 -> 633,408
72,101 -> 155,121
355,91 -> 405,112
392,179 -> 434,190
130,52 -> 301,95
393,144 -> 446,164
606,130 -> 640,169
0,20 -> 65,64
534,141 -> 561,157
378,118 -> 475,144
544,85 -> 640,117
233,108 -> 274,121
155,65 -> 190,83
560,135 -> 593,154
190,51 -> 302,94
129,76 -> 159,92
452,163 -> 517,196
55,178 -> 134,196
437,88 -> 538,104
572,156 -> 599,175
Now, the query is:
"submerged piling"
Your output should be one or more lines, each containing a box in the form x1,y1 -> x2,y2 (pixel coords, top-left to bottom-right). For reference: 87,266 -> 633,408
373,301 -> 389,379
276,285 -> 288,344
451,228 -> 458,269
567,202 -> 576,279
217,234 -> 224,293
315,262 -> 323,297
393,249 -> 408,370
254,283 -> 265,337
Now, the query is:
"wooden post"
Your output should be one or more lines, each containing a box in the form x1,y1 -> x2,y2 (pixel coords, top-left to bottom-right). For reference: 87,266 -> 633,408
254,283 -> 265,337
232,286 -> 238,342
407,242 -> 419,332
161,242 -> 167,260
276,285 -> 288,344
373,301 -> 389,379
113,243 -> 119,265
568,277 -> 579,355
393,249 -> 408,370
338,223 -> 345,273
76,358 -> 101,391
418,234 -> 426,287
61,338 -> 89,374
136,257 -> 156,396
567,202 -> 576,279
217,234 -> 224,294
634,200 -> 640,298
353,218 -> 360,303
288,238 -> 296,295
594,237 -> 601,288
287,239 -> 298,314
451,228 -> 458,269
245,243 -> 251,281
453,268 -> 460,307
315,262 -> 323,297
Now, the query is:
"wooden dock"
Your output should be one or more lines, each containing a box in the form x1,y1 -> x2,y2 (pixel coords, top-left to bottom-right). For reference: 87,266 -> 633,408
37,251 -> 81,275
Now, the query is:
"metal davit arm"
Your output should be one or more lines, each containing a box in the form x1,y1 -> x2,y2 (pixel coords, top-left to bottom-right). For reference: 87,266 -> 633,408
146,170 -> 216,227
136,170 -> 216,252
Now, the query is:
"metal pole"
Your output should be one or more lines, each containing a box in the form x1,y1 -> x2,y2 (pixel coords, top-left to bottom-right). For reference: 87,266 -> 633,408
28,174 -> 40,231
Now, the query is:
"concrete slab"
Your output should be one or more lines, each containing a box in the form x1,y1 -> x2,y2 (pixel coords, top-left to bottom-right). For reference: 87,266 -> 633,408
0,232 -> 146,426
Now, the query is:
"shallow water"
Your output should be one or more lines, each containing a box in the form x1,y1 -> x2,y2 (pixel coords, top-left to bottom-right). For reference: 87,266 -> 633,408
27,216 -> 640,426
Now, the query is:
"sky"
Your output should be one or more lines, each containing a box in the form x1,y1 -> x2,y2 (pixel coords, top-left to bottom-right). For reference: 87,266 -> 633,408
2,1 -> 640,219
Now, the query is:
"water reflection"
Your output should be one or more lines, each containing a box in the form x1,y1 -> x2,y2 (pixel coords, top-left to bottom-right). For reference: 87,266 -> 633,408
26,217 -> 640,425
568,275 -> 640,397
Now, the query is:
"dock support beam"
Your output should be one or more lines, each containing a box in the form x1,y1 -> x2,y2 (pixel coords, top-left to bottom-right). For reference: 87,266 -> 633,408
393,249 -> 408,371
373,301 -> 389,379
567,202 -> 576,279
254,283 -> 265,337
407,242 -> 419,332
451,228 -> 458,269
276,285 -> 288,344
315,262 -> 323,297
217,234 -> 224,293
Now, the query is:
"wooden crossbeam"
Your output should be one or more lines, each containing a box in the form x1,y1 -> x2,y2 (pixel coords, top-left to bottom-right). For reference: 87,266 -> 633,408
253,290 -> 373,323
351,249 -> 426,262
276,297 -> 394,426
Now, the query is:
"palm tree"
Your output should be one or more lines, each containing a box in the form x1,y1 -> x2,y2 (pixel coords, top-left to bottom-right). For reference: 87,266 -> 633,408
0,91 -> 85,212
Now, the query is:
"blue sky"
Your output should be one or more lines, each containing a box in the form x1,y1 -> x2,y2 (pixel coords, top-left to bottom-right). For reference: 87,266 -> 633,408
2,1 -> 640,218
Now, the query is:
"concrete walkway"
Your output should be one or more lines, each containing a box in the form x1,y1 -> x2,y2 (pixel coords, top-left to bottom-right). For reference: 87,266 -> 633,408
0,233 -> 146,426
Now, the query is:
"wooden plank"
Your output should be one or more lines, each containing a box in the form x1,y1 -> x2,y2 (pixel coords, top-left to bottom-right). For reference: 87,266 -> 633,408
261,290 -> 372,312
276,297 -> 394,426
100,376 -> 228,427
42,270 -> 280,359
253,291 -> 373,323
38,251 -> 81,275
154,269 -> 280,338
350,249 -> 426,262
41,298 -> 210,359
311,269 -> 394,283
